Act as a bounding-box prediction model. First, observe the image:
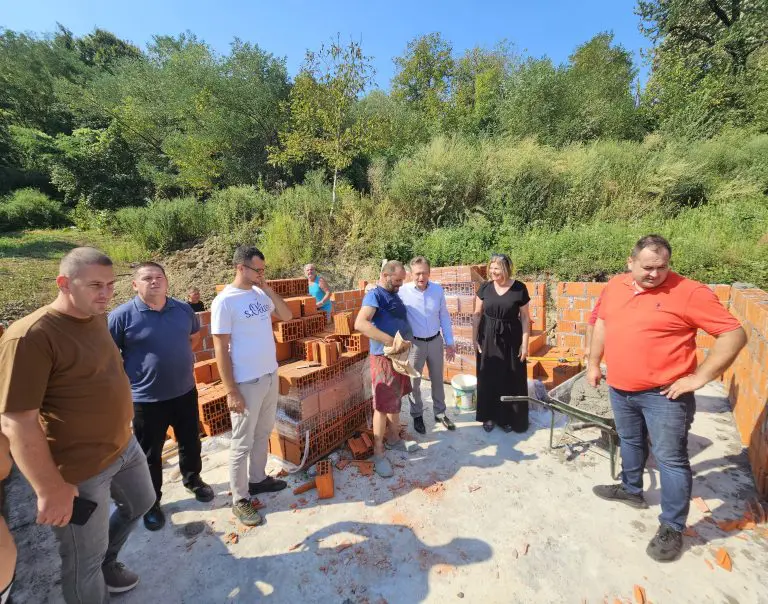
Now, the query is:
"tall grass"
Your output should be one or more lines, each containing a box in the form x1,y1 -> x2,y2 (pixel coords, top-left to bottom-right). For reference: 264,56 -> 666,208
87,129 -> 767,288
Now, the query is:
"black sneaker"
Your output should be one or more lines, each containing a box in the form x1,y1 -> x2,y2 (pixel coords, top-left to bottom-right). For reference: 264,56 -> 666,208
435,414 -> 456,431
248,476 -> 287,495
233,498 -> 264,527
592,483 -> 649,509
646,524 -> 683,562
143,502 -> 165,531
413,416 -> 426,434
185,475 -> 215,503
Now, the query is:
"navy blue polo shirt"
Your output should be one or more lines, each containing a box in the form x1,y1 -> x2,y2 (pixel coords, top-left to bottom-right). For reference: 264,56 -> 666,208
108,296 -> 200,403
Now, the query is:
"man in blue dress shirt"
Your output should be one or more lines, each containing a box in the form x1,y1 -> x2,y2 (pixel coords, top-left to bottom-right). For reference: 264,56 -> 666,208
398,257 -> 457,434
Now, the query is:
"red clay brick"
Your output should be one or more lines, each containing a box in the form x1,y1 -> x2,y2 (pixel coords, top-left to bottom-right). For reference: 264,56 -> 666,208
564,282 -> 586,296
197,311 -> 211,326
194,361 -> 212,384
283,297 -> 303,318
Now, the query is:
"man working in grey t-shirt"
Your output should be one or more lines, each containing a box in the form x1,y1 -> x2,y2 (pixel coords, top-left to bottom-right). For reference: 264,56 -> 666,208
211,246 -> 293,527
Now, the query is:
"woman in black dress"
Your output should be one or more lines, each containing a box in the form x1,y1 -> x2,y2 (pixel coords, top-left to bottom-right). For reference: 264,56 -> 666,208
473,254 -> 531,433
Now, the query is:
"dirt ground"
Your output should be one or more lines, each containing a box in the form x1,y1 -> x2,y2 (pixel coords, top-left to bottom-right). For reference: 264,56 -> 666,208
6,381 -> 768,604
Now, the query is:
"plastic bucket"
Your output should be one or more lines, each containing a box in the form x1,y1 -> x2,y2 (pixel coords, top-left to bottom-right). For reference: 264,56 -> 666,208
451,374 -> 478,411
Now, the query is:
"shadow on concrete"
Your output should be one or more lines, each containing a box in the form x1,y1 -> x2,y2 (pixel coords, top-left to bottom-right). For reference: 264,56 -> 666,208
125,519 -> 492,603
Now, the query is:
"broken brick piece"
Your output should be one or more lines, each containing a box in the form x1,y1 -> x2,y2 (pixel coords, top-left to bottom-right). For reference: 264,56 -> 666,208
315,460 -> 334,499
715,548 -> 732,571
633,585 -> 647,604
692,496 -> 711,513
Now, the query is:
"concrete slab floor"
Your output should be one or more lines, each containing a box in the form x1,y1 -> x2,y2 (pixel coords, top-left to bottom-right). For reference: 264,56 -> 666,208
7,382 -> 768,603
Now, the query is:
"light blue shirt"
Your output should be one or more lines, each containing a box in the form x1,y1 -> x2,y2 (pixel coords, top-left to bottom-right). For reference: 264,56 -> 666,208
398,281 -> 454,346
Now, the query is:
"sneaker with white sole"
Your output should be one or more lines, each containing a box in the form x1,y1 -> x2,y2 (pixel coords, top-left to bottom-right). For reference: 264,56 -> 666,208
102,561 -> 139,594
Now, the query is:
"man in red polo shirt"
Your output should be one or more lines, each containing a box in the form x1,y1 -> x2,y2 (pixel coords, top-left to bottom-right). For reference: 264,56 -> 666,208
587,235 -> 745,562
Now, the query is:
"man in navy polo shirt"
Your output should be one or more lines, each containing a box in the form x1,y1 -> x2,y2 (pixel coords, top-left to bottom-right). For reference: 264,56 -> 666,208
109,262 -> 214,531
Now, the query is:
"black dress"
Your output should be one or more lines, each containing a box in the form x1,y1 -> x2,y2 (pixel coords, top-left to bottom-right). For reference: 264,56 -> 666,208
475,280 -> 531,431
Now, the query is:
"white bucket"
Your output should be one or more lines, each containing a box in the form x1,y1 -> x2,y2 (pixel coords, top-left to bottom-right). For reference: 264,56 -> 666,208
451,374 -> 477,411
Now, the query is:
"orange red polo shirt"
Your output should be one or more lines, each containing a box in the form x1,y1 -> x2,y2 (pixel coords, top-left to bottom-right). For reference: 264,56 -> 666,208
597,271 -> 741,391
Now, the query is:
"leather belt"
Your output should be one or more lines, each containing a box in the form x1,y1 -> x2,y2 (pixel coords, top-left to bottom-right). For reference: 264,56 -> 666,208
413,332 -> 440,342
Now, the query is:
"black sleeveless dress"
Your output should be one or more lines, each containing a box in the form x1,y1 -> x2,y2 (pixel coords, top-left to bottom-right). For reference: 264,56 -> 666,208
475,280 -> 531,431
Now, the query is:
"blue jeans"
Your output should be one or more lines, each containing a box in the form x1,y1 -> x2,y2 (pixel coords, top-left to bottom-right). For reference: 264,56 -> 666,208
609,387 -> 695,532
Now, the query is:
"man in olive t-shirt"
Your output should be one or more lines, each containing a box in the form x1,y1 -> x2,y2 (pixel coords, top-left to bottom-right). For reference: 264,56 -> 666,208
0,247 -> 155,603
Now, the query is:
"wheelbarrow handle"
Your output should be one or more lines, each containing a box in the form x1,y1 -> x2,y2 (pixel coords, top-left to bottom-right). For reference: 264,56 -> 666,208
500,396 -> 531,402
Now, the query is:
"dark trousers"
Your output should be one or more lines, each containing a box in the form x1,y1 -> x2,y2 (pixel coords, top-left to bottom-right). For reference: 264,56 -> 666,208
133,388 -> 202,502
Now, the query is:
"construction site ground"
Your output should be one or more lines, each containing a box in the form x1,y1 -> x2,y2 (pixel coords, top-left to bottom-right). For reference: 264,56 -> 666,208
7,381 -> 768,604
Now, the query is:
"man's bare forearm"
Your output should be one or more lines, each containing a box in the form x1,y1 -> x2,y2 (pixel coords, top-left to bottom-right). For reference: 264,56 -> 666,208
1,412 -> 66,495
696,328 -> 746,382
587,318 -> 605,367
263,286 -> 293,322
212,336 -> 238,394
354,318 -> 393,346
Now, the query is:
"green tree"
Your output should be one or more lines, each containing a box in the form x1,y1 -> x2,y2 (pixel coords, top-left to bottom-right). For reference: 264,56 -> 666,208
638,0 -> 768,136
391,33 -> 455,133
48,124 -> 150,209
450,44 -> 514,135
499,34 -> 641,145
64,33 -> 290,195
560,33 -> 642,142
269,37 -> 376,206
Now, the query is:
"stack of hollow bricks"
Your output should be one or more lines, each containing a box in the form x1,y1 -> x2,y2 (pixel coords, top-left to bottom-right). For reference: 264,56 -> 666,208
269,284 -> 372,467
419,265 -> 548,385
189,277 -> 329,438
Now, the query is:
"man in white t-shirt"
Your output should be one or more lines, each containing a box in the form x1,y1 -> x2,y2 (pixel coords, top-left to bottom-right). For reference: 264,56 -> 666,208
211,245 -> 293,527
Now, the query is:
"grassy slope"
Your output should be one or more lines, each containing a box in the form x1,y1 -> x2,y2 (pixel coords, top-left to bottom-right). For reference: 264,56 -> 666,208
0,229 -> 145,322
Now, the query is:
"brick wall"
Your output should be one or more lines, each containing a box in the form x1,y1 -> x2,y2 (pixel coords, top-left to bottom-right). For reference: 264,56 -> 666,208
554,282 -> 608,352
192,311 -> 214,363
723,285 -> 768,499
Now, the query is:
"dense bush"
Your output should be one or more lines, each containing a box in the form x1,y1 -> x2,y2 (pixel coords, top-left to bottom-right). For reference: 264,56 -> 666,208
111,197 -> 212,252
0,188 -> 70,231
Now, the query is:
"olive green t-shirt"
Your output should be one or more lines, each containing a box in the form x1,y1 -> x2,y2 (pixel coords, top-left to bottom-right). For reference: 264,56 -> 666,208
0,306 -> 133,484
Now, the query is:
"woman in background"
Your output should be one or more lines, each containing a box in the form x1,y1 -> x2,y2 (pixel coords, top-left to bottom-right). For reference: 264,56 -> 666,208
304,264 -> 333,323
473,254 -> 531,433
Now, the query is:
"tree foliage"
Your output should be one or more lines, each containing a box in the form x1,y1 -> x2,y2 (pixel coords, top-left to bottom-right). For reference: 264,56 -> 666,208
269,37 -> 377,204
638,0 -> 768,136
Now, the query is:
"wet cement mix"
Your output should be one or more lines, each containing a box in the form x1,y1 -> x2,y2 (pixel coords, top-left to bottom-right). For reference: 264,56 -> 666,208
567,376 -> 613,419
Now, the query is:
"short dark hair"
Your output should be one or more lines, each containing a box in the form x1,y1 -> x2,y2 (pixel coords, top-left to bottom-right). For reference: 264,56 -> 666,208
381,260 -> 404,275
133,261 -> 166,278
59,247 -> 112,278
233,245 -> 265,266
631,235 -> 672,259
409,256 -> 430,269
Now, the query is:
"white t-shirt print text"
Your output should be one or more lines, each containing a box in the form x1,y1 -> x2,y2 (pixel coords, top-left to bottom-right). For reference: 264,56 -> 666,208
211,285 -> 278,383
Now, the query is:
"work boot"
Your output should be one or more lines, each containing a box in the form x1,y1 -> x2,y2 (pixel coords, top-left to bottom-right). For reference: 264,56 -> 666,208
592,483 -> 649,509
249,476 -> 288,495
185,475 -> 215,503
102,561 -> 140,594
143,501 -> 165,531
233,498 -> 264,527
413,416 -> 426,434
646,524 -> 683,562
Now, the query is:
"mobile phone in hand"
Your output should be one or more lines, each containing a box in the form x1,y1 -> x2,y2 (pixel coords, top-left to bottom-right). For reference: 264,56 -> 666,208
69,496 -> 98,526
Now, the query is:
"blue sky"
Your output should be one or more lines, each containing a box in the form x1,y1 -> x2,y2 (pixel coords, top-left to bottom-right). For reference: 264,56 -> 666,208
1,0 -> 651,89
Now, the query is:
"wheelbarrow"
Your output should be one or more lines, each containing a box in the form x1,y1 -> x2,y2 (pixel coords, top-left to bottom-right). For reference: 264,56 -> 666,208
501,369 -> 621,479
